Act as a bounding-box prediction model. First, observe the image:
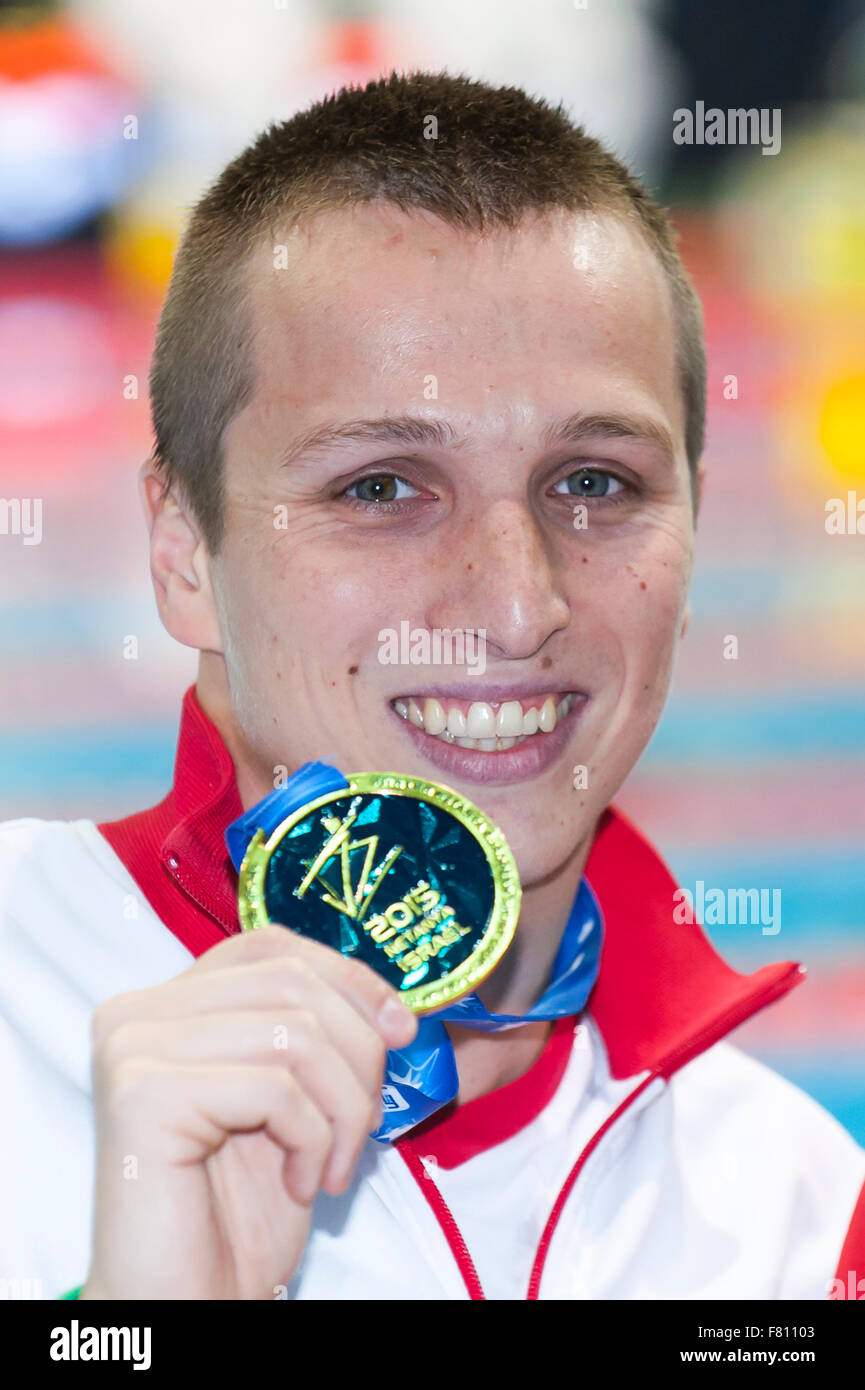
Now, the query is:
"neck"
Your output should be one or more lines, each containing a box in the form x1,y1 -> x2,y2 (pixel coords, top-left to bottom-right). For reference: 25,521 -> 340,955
196,655 -> 271,811
471,836 -> 591,1016
444,834 -> 593,1104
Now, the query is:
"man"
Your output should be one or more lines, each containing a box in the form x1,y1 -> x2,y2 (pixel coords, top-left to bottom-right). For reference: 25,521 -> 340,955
2,71 -> 863,1302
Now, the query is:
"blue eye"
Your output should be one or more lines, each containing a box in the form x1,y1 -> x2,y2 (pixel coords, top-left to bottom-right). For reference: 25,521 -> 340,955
345,474 -> 419,503
554,468 -> 624,499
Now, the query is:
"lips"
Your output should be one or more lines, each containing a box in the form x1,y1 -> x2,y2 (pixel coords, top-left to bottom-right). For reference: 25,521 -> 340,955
389,686 -> 588,786
391,692 -> 575,751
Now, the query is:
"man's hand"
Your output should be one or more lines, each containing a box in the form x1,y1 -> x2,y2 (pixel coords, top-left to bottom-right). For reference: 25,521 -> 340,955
79,924 -> 417,1300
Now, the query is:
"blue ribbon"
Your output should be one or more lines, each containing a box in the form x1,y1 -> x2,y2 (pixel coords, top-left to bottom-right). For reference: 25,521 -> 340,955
226,763 -> 604,1143
225,762 -> 350,873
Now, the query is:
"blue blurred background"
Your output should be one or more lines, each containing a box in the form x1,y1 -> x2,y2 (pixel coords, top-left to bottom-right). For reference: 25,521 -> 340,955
0,0 -> 863,1141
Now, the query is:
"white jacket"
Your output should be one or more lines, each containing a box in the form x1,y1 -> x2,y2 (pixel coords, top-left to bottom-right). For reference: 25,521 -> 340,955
1,689 -> 863,1301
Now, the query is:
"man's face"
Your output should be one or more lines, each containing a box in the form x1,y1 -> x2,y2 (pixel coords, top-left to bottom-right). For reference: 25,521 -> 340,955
209,204 -> 695,885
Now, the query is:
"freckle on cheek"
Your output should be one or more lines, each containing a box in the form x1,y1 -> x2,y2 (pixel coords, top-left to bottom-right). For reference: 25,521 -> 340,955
640,581 -> 647,590
541,655 -> 552,669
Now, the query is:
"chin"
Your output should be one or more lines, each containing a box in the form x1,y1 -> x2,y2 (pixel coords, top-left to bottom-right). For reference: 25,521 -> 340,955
493,814 -> 589,889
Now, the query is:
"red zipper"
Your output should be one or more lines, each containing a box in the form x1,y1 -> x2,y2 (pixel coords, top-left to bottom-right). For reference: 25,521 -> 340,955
398,1147 -> 486,1299
399,963 -> 805,1300
525,1074 -> 656,1298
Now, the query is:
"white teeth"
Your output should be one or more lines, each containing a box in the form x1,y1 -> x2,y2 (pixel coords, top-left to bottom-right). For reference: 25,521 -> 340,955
465,702 -> 496,738
392,693 -> 579,749
446,707 -> 467,737
496,700 -> 523,737
538,697 -> 557,733
423,697 -> 446,735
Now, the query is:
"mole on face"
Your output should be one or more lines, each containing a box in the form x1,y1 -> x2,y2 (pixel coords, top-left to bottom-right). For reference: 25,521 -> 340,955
541,655 -> 552,669
348,665 -> 358,676
640,581 -> 647,590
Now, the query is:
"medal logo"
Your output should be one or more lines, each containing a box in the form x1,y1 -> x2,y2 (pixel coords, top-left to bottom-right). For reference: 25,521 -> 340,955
295,804 -> 404,920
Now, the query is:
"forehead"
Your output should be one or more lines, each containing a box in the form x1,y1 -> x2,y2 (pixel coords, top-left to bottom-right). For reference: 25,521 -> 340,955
235,202 -> 683,453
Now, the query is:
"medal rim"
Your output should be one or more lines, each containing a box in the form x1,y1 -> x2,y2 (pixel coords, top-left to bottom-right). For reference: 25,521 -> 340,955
236,772 -> 521,1014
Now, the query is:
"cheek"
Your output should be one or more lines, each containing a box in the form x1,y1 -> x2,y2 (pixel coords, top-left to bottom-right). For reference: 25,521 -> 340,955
223,536 -> 409,680
573,533 -> 690,684
618,567 -> 689,715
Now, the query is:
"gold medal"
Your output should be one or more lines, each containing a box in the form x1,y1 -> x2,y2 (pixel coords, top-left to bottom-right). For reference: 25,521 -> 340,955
237,772 -> 521,1014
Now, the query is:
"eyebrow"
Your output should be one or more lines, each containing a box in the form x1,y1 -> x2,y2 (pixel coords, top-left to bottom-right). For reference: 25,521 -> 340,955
279,410 -> 675,469
279,416 -> 464,469
542,411 -> 675,459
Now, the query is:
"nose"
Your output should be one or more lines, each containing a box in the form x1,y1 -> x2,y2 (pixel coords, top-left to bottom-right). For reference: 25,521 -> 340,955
426,498 -> 570,660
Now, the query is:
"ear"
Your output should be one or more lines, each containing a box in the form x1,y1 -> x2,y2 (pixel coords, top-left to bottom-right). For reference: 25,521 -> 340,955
139,460 -> 223,653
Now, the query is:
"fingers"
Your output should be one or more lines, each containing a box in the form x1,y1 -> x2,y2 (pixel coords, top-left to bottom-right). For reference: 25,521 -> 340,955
187,925 -> 417,1042
103,1060 -> 334,1204
96,925 -> 417,1051
89,923 -> 419,1213
94,956 -> 394,1096
98,1010 -> 382,1189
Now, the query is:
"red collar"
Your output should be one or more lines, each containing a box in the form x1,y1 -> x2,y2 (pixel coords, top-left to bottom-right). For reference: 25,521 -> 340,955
100,685 -> 803,1087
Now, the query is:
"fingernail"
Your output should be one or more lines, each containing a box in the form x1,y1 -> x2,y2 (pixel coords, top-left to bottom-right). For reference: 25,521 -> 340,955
378,997 -> 412,1035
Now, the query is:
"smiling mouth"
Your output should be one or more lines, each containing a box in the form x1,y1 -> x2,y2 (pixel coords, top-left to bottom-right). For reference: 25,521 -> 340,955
390,692 -> 577,752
